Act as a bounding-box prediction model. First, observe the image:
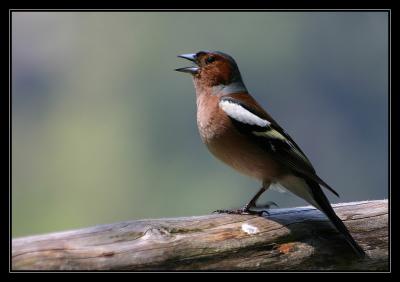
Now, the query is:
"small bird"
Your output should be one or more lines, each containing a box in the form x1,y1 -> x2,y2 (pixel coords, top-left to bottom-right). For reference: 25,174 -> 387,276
175,50 -> 365,257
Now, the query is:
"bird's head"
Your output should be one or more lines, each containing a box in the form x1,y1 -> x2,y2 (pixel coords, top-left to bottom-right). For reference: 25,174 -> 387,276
176,51 -> 247,94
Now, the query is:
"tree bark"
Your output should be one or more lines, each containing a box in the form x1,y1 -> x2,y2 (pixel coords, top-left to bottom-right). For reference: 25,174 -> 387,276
12,200 -> 388,271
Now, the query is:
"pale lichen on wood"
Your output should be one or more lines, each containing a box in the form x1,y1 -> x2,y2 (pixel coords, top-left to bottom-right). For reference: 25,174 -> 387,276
12,200 -> 388,271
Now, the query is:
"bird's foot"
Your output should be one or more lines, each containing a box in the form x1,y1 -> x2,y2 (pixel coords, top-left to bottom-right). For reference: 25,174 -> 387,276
213,207 -> 262,215
213,201 -> 278,216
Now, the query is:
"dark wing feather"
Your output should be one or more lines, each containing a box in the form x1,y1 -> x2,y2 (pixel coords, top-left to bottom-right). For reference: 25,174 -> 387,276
220,96 -> 339,197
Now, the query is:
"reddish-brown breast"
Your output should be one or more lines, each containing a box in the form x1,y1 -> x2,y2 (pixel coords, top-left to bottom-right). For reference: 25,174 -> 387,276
196,91 -> 284,181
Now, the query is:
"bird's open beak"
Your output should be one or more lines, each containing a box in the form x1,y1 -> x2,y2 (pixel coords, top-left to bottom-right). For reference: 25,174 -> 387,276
175,53 -> 199,74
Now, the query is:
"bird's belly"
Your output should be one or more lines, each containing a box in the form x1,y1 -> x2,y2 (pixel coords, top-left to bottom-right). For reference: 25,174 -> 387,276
205,130 -> 283,181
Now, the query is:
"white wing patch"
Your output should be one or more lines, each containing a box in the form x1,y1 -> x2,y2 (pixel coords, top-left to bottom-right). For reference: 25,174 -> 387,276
219,100 -> 270,127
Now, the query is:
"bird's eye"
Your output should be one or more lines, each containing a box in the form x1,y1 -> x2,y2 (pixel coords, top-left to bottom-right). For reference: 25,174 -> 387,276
205,56 -> 216,64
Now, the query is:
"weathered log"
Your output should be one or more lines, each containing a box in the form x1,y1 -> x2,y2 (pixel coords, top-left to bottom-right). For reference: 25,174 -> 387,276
12,200 -> 388,271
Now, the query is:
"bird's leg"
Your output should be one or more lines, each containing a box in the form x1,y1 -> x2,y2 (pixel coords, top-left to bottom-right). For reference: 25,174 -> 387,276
242,186 -> 267,211
214,182 -> 274,216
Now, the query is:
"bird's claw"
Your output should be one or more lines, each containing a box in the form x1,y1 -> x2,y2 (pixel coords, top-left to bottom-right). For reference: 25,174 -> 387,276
213,206 -> 270,216
213,208 -> 253,215
213,199 -> 278,216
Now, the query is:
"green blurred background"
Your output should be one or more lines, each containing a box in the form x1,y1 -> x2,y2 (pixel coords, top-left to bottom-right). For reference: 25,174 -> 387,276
12,12 -> 388,237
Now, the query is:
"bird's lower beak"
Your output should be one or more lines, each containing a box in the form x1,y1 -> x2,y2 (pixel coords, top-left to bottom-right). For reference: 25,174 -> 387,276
175,53 -> 199,74
175,66 -> 199,74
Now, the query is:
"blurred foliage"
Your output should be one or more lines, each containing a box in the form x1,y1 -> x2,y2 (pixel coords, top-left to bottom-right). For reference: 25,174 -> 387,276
12,12 -> 388,237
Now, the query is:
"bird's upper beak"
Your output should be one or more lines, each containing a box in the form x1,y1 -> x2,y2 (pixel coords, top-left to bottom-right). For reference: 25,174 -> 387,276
175,53 -> 199,74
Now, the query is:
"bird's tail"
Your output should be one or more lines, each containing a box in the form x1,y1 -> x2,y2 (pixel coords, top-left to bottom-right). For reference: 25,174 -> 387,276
305,178 -> 366,258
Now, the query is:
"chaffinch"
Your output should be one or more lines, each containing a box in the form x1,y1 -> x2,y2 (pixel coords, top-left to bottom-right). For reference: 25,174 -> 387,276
176,50 -> 365,257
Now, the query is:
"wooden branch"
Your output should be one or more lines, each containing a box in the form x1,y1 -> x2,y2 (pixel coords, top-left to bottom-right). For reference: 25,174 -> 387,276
12,200 -> 388,271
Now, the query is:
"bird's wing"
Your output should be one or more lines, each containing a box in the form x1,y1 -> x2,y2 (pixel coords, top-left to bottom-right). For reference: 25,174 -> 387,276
219,96 -> 339,197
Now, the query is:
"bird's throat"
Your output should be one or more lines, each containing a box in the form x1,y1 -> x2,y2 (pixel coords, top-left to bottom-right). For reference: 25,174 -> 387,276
193,78 -> 248,98
212,80 -> 248,96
